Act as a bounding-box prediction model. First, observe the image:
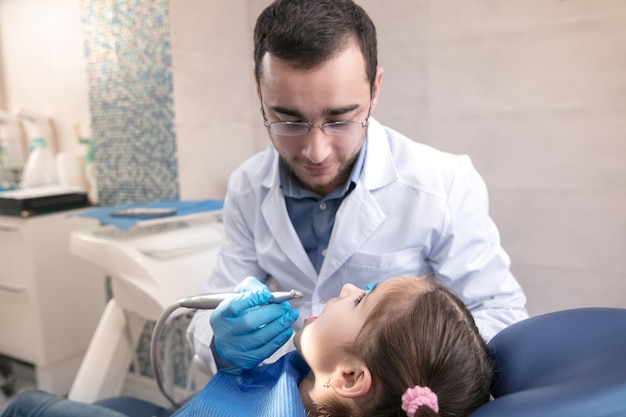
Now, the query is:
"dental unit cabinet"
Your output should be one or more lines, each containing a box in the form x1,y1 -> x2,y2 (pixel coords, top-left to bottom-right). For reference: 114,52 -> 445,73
68,210 -> 224,404
0,210 -> 107,396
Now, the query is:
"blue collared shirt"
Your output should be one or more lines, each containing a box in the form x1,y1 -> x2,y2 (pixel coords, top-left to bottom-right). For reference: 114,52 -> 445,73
280,138 -> 368,273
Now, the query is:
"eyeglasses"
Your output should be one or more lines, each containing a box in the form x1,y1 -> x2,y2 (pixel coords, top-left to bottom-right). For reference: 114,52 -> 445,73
263,119 -> 369,137
261,103 -> 371,137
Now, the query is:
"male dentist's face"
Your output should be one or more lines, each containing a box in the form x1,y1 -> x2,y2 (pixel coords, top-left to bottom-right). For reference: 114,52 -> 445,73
257,42 -> 382,196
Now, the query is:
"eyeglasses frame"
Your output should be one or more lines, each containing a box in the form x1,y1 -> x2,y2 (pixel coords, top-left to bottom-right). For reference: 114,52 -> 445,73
260,101 -> 372,137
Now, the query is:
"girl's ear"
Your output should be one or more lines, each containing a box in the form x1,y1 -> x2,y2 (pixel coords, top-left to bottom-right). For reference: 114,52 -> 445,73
331,360 -> 372,399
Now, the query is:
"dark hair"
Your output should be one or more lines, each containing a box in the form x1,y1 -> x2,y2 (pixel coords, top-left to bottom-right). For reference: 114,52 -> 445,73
253,0 -> 378,91
309,277 -> 493,417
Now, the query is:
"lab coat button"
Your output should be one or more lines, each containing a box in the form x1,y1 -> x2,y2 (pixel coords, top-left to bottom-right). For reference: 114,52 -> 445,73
321,249 -> 327,257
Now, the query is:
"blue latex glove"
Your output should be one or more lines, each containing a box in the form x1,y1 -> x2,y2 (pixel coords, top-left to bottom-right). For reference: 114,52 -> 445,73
210,276 -> 299,369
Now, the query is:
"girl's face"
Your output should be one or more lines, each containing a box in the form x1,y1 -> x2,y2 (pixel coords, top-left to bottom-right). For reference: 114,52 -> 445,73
294,282 -> 386,373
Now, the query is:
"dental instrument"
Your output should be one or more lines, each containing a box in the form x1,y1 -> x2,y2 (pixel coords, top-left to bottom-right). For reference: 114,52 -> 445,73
151,289 -> 304,408
177,289 -> 303,309
110,207 -> 177,219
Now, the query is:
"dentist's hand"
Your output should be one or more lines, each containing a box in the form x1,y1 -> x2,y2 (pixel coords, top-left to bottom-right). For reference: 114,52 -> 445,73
210,276 -> 299,369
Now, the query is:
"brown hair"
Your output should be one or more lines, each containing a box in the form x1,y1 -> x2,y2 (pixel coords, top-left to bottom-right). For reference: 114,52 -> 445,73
253,0 -> 378,91
308,277 -> 492,417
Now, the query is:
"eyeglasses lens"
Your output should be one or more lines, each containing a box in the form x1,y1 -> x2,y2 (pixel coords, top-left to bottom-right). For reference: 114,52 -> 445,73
270,122 -> 364,137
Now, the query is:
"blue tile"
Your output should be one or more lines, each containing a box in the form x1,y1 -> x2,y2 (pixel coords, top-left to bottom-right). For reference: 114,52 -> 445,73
80,0 -> 178,207
80,0 -> 189,388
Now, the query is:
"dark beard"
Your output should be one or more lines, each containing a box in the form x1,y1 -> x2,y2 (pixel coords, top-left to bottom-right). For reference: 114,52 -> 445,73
280,154 -> 357,196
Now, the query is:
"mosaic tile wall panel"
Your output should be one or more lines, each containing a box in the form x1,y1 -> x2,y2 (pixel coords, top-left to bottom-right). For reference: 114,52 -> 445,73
80,0 -> 178,206
79,0 -> 190,389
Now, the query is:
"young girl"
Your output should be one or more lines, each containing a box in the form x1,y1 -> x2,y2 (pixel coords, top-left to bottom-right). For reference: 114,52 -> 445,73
1,276 -> 491,417
173,276 -> 492,417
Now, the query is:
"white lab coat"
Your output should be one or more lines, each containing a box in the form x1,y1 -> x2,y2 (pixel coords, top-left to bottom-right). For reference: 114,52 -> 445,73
189,118 -> 528,368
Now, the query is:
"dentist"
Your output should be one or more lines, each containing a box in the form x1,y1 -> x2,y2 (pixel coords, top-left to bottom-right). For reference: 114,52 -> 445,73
189,0 -> 528,371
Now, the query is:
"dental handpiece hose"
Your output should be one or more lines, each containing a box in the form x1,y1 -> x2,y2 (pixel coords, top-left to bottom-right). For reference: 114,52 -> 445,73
151,290 -> 303,409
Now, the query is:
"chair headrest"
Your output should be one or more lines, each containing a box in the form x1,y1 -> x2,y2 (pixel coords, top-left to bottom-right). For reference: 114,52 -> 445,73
470,308 -> 626,417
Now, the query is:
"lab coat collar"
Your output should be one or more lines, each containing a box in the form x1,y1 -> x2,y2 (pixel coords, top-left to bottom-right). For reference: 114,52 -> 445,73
361,117 -> 398,191
318,182 -> 386,280
261,146 -> 281,190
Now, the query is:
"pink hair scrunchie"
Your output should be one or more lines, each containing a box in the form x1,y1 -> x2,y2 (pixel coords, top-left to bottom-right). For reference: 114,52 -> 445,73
401,385 -> 439,416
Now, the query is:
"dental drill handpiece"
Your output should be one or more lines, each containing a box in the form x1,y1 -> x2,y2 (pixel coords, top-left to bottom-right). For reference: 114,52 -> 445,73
151,288 -> 304,408
178,289 -> 304,309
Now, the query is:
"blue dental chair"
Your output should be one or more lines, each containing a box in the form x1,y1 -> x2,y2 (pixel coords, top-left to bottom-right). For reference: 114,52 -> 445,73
4,308 -> 626,417
470,307 -> 626,417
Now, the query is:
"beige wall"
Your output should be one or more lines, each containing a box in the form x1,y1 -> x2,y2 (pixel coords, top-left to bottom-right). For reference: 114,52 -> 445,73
0,25 -> 5,110
169,1 -> 258,199
1,0 -> 625,316
0,0 -> 91,151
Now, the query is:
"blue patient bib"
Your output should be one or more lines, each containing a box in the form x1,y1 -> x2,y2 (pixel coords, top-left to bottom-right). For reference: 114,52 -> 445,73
173,351 -> 310,417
